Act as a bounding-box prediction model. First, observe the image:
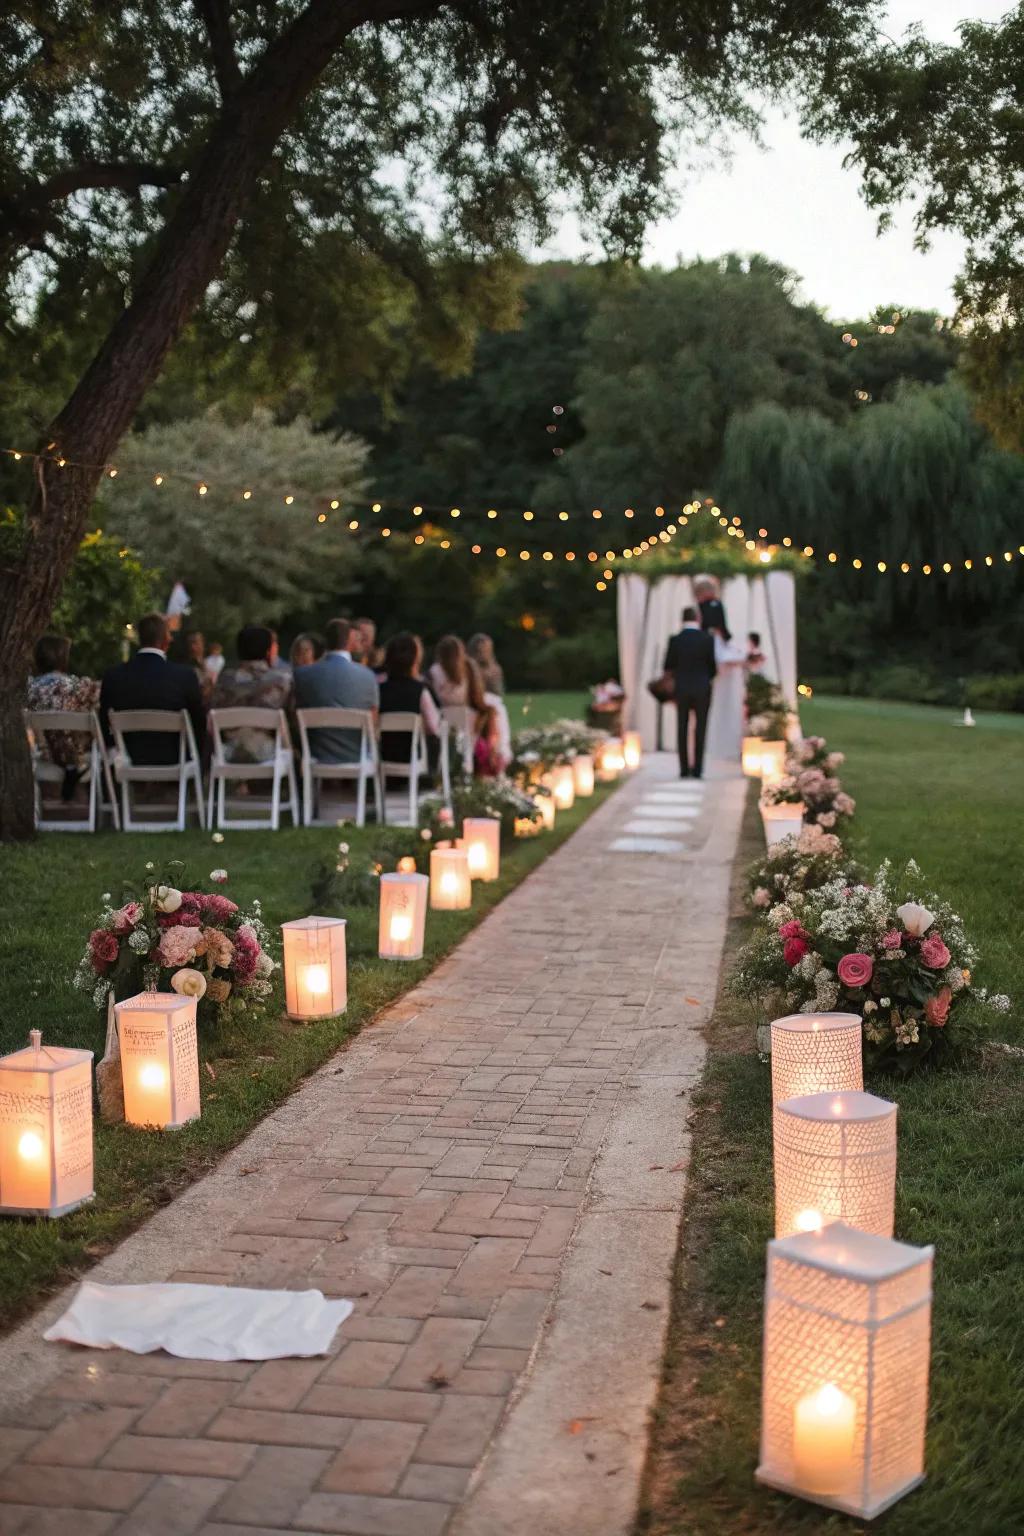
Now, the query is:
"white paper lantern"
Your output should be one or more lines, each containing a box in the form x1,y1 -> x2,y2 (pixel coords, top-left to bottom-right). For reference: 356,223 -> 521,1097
378,872 -> 429,960
759,739 -> 788,784
597,738 -> 625,780
430,847 -> 472,910
760,800 -> 804,846
533,791 -> 556,830
573,753 -> 595,797
623,730 -> 642,769
281,916 -> 347,1020
774,1091 -> 897,1239
0,1031 -> 94,1217
771,1013 -> 863,1105
115,992 -> 200,1129
757,1222 -> 932,1518
547,764 -> 575,811
461,817 -> 501,881
742,735 -> 765,777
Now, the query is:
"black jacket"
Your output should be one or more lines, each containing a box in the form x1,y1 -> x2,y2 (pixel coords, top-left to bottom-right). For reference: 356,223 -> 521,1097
100,652 -> 207,764
699,596 -> 731,640
664,628 -> 717,694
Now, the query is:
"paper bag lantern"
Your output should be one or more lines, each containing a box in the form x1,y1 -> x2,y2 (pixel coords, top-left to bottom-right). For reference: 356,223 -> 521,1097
757,1222 -> 932,1518
430,847 -> 472,910
547,765 -> 575,812
461,817 -> 501,881
771,1013 -> 863,1105
623,730 -> 642,769
115,993 -> 200,1129
0,1030 -> 94,1217
597,739 -> 625,780
281,916 -> 347,1020
759,739 -> 788,784
534,792 -> 556,831
573,753 -> 595,797
742,736 -> 765,777
773,1091 -> 897,1239
760,800 -> 804,846
378,872 -> 429,960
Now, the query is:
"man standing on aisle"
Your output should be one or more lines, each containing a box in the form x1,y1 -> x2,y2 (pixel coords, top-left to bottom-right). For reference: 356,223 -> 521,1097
663,606 -> 717,778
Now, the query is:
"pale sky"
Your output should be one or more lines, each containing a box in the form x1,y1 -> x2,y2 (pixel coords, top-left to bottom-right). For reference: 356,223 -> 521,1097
538,2 -> 1007,320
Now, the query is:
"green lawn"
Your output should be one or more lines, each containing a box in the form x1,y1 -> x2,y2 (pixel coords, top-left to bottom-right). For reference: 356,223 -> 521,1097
0,779 -> 614,1331
640,696 -> 1024,1536
506,689 -> 589,727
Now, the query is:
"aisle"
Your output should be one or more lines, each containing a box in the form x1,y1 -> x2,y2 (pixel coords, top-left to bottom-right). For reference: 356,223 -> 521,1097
0,756 -> 746,1536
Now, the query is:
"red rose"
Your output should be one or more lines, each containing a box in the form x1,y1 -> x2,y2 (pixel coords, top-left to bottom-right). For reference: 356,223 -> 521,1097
779,920 -> 806,940
783,936 -> 809,967
158,910 -> 202,928
88,928 -> 119,973
925,986 -> 952,1027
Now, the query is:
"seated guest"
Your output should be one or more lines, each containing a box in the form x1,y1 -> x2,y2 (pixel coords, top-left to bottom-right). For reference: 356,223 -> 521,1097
351,616 -> 383,671
473,702 -> 503,778
293,616 -> 379,763
27,634 -> 101,799
379,632 -> 440,770
204,641 -> 225,685
746,631 -> 767,672
468,633 -> 505,695
428,635 -> 473,708
290,632 -> 323,669
177,629 -> 213,703
100,612 -> 207,764
212,625 -> 292,762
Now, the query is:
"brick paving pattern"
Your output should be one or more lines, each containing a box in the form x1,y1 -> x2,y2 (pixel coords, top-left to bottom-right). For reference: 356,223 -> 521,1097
0,758 -> 743,1535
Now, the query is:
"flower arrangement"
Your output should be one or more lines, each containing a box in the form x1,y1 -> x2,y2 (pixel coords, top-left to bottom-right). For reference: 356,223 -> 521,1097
75,860 -> 276,1026
509,719 -> 608,780
782,736 -> 855,829
745,674 -> 789,741
747,823 -> 862,912
420,777 -> 541,847
734,859 -> 1004,1069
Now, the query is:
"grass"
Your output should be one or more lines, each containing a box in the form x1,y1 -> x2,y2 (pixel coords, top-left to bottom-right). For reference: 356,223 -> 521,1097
640,696 -> 1024,1536
505,689 -> 588,728
0,777 -> 614,1332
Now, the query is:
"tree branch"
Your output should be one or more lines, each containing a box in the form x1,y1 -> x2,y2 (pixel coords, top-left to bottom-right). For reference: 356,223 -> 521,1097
33,161 -> 185,204
194,0 -> 244,100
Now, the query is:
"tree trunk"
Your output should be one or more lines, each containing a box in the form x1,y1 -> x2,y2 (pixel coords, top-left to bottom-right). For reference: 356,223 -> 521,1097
0,0 -> 433,840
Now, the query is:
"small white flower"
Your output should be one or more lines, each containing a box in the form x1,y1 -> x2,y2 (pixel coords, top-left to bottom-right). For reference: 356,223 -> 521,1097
101,892 -> 111,902
880,996 -> 891,1008
128,929 -> 151,954
420,828 -> 432,841
212,832 -> 224,844
210,869 -> 228,883
337,841 -> 349,854
145,861 -> 155,871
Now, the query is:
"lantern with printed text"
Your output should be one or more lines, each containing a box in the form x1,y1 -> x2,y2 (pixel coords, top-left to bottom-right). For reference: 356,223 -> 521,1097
742,736 -> 765,777
547,765 -> 575,812
773,1091 -> 897,1239
0,1031 -> 94,1217
573,753 -> 595,797
597,738 -> 625,780
430,847 -> 472,910
115,993 -> 200,1129
461,817 -> 501,881
378,872 -> 429,960
281,916 -> 347,1020
623,730 -> 642,769
757,1223 -> 932,1518
771,1013 -> 863,1105
759,740 -> 788,784
760,799 -> 804,846
533,792 -> 556,831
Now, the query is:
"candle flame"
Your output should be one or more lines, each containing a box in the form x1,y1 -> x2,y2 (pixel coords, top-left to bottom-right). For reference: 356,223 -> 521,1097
18,1130 -> 44,1160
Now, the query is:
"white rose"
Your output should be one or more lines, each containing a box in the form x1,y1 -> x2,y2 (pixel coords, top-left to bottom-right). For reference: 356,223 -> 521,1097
212,831 -> 224,844
210,869 -> 228,883
170,967 -> 207,999
153,885 -> 182,913
896,901 -> 934,937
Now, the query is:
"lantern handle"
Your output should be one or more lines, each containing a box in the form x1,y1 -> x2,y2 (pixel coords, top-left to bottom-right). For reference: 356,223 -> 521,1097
29,1028 -> 42,1053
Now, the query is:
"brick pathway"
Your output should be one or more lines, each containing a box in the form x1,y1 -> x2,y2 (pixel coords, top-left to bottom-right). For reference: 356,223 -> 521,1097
0,756 -> 745,1536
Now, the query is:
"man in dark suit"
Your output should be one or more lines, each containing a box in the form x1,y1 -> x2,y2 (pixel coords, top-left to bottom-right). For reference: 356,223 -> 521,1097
100,612 -> 207,764
663,606 -> 717,778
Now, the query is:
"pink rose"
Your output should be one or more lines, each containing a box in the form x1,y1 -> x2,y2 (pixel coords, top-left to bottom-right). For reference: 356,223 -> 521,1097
783,936 -> 809,967
200,893 -> 239,923
88,928 -> 120,973
158,925 -> 199,969
231,928 -> 260,982
752,886 -> 771,908
925,986 -> 952,1026
837,952 -> 874,988
438,807 -> 454,826
882,929 -> 902,949
178,893 -> 203,915
111,901 -> 143,936
834,792 -> 855,816
919,934 -> 951,969
158,910 -> 201,928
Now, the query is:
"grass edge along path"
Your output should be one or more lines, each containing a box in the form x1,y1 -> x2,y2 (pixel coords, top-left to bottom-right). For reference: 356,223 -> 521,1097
638,732 -> 1024,1536
0,780 -> 616,1334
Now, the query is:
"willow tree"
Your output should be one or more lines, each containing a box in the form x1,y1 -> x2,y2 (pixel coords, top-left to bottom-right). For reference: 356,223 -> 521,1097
0,0 -> 877,837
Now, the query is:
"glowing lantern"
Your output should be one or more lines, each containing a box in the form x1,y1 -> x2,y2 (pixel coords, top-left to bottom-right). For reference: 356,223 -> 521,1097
760,800 -> 804,846
0,1031 -> 94,1217
773,1091 -> 897,1239
114,993 -> 200,1129
430,847 -> 472,910
397,856 -> 417,874
461,817 -> 501,881
533,792 -> 556,830
597,739 -> 625,780
281,916 -> 347,1020
547,765 -> 575,811
623,731 -> 642,769
759,740 -> 788,784
757,1222 -> 932,1517
573,753 -> 595,797
770,1013 -> 863,1105
378,872 -> 429,961
742,736 -> 764,777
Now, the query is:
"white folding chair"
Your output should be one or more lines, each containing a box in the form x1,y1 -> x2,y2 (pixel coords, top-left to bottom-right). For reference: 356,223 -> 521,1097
378,711 -> 430,827
296,707 -> 382,827
24,709 -> 120,832
439,704 -> 478,802
207,708 -> 299,830
108,709 -> 206,832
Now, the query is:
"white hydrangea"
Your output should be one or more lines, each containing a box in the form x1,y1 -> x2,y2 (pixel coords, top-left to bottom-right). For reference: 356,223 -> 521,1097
988,994 -> 1011,1013
128,929 -> 151,954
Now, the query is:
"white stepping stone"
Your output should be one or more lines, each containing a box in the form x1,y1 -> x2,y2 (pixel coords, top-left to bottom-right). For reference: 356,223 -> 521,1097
622,819 -> 693,835
607,835 -> 686,854
645,793 -> 703,805
631,806 -> 699,821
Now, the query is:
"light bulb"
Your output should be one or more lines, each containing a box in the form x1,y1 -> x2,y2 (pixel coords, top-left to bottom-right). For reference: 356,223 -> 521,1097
795,1207 -> 823,1233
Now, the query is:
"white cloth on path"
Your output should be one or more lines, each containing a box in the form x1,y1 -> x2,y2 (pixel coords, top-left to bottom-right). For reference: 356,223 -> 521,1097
44,1281 -> 353,1362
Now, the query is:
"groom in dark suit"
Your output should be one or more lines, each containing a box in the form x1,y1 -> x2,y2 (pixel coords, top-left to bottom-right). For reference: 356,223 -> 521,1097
663,607 -> 717,778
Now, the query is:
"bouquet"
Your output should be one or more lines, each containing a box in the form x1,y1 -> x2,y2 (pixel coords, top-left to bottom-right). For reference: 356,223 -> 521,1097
510,718 -> 608,780
747,823 -> 861,912
734,860 -> 1006,1069
75,860 -> 276,1026
784,736 -> 855,829
746,674 -> 789,741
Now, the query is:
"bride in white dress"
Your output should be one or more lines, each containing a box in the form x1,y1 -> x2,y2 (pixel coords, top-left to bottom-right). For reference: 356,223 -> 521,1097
695,574 -> 747,763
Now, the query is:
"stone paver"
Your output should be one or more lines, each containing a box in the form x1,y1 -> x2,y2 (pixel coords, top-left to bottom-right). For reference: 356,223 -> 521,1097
0,755 -> 745,1536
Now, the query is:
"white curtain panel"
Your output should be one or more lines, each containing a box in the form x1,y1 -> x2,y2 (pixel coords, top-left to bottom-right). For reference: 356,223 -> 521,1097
616,573 -> 649,730
638,574 -> 694,750
764,570 -> 798,706
746,577 -> 781,687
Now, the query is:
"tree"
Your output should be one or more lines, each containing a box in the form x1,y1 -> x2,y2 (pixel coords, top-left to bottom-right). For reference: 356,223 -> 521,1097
0,1 -> 879,836
102,409 -> 369,638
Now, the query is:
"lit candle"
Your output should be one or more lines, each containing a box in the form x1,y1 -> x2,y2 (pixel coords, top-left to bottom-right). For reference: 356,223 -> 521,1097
467,840 -> 487,874
390,912 -> 413,943
534,793 -> 555,830
18,1130 -> 44,1162
441,871 -> 457,896
281,917 -> 347,1020
430,848 -> 472,910
460,818 -> 500,881
397,856 -> 417,874
139,1062 -> 167,1091
304,963 -> 330,997
623,730 -> 641,769
793,1382 -> 856,1495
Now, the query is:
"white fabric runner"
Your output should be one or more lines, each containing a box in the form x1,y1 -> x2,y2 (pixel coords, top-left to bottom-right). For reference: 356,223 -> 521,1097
44,1281 -> 354,1362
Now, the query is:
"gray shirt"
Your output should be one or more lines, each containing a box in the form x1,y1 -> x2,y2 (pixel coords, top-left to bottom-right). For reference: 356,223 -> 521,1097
293,652 -> 379,763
